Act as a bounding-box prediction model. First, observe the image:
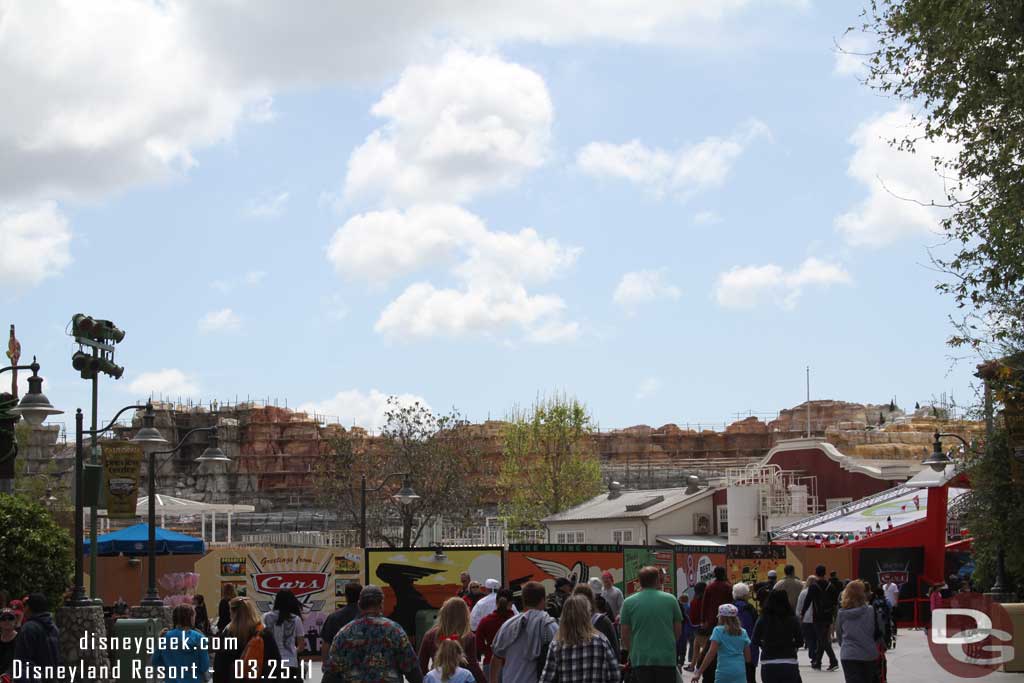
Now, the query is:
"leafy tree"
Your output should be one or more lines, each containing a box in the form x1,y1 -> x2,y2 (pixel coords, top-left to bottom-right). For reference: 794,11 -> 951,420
858,1 -> 1024,352
961,427 -> 1024,594
314,398 -> 484,548
498,394 -> 603,530
0,494 -> 73,610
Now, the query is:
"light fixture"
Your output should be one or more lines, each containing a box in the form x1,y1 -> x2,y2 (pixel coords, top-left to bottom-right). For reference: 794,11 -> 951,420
195,431 -> 230,463
130,402 -> 169,450
922,432 -> 953,472
9,363 -> 62,427
392,476 -> 420,505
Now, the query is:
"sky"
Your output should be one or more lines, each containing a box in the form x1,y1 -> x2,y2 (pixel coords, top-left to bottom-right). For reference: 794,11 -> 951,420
0,1 -> 978,432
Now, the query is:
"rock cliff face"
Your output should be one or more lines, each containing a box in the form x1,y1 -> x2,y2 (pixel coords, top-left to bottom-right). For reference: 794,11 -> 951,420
39,398 -> 971,514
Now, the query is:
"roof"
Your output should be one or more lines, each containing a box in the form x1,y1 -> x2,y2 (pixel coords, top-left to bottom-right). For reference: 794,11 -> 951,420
86,494 -> 255,517
772,485 -> 969,539
656,535 -> 727,548
542,485 -> 715,524
84,523 -> 205,555
761,438 -> 923,481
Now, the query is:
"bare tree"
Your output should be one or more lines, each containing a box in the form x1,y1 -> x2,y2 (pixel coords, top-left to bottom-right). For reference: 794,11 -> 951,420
314,398 -> 484,547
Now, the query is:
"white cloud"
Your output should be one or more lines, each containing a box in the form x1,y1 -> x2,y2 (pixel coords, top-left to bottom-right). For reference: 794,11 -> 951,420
693,210 -> 723,226
375,280 -> 576,342
0,202 -> 72,289
577,120 -> 769,199
328,204 -> 580,341
836,107 -> 960,248
298,389 -> 429,432
343,49 -> 553,205
128,369 -> 200,398
198,308 -> 242,333
714,257 -> 851,310
247,192 -> 289,218
635,377 -> 662,400
613,269 -> 682,311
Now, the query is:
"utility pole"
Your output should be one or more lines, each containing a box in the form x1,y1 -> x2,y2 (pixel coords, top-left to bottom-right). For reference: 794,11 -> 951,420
806,366 -> 811,438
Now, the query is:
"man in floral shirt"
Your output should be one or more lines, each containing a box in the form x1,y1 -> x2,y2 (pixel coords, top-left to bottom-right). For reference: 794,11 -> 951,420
327,585 -> 423,683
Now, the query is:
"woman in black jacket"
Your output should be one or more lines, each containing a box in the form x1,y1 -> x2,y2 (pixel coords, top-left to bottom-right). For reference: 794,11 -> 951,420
217,583 -> 236,634
752,590 -> 803,683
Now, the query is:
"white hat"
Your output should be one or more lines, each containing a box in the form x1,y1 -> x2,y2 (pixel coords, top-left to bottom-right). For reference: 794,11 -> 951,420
588,577 -> 603,592
484,578 -> 501,590
718,603 -> 738,618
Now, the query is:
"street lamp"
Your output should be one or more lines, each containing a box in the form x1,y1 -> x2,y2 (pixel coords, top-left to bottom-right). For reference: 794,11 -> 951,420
922,430 -> 1013,600
131,406 -> 227,607
360,472 -> 419,548
5,359 -> 63,427
70,401 -> 150,606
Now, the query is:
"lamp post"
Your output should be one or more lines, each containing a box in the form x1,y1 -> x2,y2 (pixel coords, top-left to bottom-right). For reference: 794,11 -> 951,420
131,406 -> 230,607
360,472 -> 419,548
2,359 -> 62,494
923,431 -> 1013,601
69,401 -> 150,606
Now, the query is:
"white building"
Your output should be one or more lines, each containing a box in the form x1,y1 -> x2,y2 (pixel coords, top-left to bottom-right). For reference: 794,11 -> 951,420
541,480 -> 721,545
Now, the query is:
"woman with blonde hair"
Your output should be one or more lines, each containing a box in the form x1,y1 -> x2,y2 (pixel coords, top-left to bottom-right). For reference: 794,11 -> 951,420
426,635 -> 475,683
692,603 -> 751,683
419,597 -> 486,683
539,595 -> 620,683
212,597 -> 282,683
571,584 -> 619,655
836,580 -> 883,683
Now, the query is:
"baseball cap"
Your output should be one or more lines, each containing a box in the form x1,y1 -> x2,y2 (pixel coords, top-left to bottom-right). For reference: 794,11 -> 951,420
718,603 -> 738,617
601,571 -> 613,581
588,577 -> 603,592
767,570 -> 777,578
358,585 -> 384,605
484,578 -> 500,590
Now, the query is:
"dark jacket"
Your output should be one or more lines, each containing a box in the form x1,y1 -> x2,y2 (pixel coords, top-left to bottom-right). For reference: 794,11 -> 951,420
804,580 -> 833,624
218,598 -> 232,633
213,629 -> 282,683
592,612 -> 620,656
751,614 -> 803,661
700,580 -> 733,628
13,612 -> 61,683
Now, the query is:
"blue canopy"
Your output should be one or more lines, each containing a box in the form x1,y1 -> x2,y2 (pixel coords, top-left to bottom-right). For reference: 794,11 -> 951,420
84,524 -> 205,556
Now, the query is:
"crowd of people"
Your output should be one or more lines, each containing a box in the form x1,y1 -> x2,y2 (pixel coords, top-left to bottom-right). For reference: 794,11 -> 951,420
0,562 -> 907,683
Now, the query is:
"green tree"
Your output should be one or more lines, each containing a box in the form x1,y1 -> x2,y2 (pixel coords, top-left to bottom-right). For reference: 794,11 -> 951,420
0,494 -> 73,609
314,398 -> 484,548
859,1 -> 1024,352
961,428 -> 1024,594
498,395 -> 603,530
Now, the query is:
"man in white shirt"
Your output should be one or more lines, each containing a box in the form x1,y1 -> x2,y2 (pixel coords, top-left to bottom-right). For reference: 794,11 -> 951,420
471,578 -> 518,630
796,576 -> 817,666
599,571 -> 624,620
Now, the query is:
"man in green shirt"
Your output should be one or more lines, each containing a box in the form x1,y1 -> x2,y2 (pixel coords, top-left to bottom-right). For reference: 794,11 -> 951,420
620,566 -> 683,683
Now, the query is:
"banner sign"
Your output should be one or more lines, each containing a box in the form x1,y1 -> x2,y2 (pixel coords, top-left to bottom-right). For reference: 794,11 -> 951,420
623,547 -> 675,595
196,547 -> 362,617
675,550 -> 727,598
102,440 -> 143,519
366,547 -> 502,637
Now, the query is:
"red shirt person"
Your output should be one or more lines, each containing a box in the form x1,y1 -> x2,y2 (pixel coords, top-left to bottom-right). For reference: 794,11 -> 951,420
700,566 -> 734,630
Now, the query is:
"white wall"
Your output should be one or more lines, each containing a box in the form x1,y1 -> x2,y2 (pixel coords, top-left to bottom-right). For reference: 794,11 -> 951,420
544,497 -> 716,544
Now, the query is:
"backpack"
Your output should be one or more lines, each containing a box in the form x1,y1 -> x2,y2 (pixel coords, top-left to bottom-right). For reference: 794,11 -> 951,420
872,599 -> 894,650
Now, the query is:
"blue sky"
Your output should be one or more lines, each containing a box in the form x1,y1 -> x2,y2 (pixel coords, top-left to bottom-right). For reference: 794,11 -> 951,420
1,1 -> 976,431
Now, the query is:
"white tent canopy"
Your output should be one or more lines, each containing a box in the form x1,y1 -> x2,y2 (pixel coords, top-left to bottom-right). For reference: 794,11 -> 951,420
87,495 -> 255,543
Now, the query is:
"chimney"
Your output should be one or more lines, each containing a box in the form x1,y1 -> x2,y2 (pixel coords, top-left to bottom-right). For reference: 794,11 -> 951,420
684,475 -> 701,495
607,480 -> 623,500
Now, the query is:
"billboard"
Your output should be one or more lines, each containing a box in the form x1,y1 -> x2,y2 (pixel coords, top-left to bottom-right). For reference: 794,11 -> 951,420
365,547 -> 503,637
675,547 -> 727,598
857,546 -> 924,623
726,545 -> 786,586
196,547 -> 362,618
623,547 -> 676,595
506,544 -> 623,595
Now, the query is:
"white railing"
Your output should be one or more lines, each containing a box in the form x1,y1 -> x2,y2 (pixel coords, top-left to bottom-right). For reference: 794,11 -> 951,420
237,523 -> 546,548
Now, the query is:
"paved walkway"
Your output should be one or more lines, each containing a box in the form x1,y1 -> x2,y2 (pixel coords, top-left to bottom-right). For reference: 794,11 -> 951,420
301,629 -> 1022,681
